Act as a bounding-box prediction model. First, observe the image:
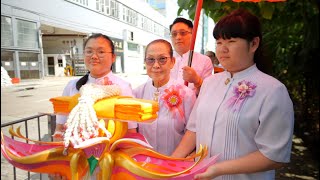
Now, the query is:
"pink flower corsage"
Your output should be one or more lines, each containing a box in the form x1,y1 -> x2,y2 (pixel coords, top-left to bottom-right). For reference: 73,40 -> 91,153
97,76 -> 113,85
161,85 -> 185,121
226,80 -> 257,111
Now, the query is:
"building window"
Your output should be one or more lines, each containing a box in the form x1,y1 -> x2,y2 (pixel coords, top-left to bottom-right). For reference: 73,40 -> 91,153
129,9 -> 137,26
137,15 -> 142,29
122,7 -> 137,26
143,17 -> 152,32
1,16 -> 13,47
110,0 -> 119,18
1,51 -> 15,78
140,16 -> 152,32
154,23 -> 157,34
17,19 -> 38,49
71,0 -> 88,6
105,0 -> 110,15
58,58 -> 63,67
122,7 -> 127,21
19,52 -> 39,79
96,0 -> 100,11
96,0 -> 110,15
101,0 -> 105,13
128,42 -> 139,52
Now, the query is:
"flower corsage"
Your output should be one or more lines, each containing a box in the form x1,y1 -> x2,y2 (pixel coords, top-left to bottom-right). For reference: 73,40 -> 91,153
160,84 -> 185,121
226,80 -> 257,112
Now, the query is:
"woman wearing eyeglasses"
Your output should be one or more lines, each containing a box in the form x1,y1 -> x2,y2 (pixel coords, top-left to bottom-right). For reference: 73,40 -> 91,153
129,39 -> 196,156
52,33 -> 134,142
49,33 -> 135,179
169,17 -> 213,95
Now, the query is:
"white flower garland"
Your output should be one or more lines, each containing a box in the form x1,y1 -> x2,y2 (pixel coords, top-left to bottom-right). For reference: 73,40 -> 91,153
63,83 -> 121,155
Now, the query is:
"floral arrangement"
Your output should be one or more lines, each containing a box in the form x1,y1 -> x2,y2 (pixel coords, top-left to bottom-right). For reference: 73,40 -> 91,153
226,80 -> 257,111
63,83 -> 121,155
161,84 -> 185,121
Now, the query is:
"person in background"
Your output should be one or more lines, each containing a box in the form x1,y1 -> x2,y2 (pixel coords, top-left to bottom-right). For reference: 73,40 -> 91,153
172,8 -> 294,180
50,33 -> 135,179
205,50 -> 224,74
169,17 -> 213,95
129,39 -> 196,156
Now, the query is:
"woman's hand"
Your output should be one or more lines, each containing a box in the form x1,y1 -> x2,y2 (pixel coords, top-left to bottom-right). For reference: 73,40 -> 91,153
194,165 -> 218,180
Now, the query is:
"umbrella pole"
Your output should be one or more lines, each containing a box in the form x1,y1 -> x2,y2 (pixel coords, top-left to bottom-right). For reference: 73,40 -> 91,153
185,0 -> 203,86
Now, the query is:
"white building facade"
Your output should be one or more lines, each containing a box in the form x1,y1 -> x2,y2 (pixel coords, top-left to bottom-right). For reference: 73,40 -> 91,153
1,0 -> 213,79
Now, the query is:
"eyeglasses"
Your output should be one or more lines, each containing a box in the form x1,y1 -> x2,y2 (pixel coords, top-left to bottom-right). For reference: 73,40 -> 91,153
170,31 -> 192,38
84,49 -> 112,58
145,57 -> 170,66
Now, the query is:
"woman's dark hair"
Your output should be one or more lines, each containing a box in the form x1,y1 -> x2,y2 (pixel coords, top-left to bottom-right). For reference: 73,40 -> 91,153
213,8 -> 271,74
76,71 -> 90,90
145,39 -> 173,58
76,33 -> 115,90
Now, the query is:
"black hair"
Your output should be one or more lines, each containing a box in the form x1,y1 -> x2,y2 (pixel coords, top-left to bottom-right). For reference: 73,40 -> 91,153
206,51 -> 216,57
169,17 -> 193,31
76,72 -> 90,91
145,39 -> 173,58
76,33 -> 115,90
213,8 -> 271,74
83,33 -> 114,54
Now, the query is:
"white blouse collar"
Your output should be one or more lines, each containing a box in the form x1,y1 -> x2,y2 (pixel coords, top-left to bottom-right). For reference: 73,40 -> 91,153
148,77 -> 175,92
173,50 -> 190,58
87,72 -> 112,84
225,64 -> 258,80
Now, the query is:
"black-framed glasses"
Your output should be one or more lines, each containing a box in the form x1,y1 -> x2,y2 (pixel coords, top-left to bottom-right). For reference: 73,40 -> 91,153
145,57 -> 170,66
84,49 -> 112,58
170,31 -> 192,38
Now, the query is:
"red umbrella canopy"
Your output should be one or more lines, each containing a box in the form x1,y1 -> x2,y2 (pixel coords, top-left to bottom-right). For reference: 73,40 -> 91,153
216,0 -> 285,2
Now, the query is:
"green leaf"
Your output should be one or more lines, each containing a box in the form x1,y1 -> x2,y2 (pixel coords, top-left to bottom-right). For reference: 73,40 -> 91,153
177,0 -> 190,9
188,3 -> 196,19
177,7 -> 183,16
275,1 -> 286,11
259,3 -> 275,20
87,156 -> 99,175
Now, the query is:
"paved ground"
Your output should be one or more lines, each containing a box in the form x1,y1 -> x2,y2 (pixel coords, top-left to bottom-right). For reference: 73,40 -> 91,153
1,74 -> 319,180
276,136 -> 319,180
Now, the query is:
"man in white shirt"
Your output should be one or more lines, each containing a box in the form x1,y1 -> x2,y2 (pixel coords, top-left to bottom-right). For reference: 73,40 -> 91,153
169,17 -> 213,94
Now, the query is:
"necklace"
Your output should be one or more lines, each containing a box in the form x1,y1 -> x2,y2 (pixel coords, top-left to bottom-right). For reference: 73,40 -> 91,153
153,87 -> 160,101
152,81 -> 160,101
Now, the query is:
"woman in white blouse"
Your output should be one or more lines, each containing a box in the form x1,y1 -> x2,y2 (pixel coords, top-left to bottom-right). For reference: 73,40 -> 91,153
130,39 -> 196,156
172,8 -> 294,180
49,33 -> 134,180
53,33 -> 134,140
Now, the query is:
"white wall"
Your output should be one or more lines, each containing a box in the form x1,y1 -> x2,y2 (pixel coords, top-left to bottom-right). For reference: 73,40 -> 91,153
1,0 -> 172,74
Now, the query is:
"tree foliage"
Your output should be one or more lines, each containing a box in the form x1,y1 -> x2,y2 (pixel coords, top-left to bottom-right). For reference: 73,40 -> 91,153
177,0 -> 319,154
